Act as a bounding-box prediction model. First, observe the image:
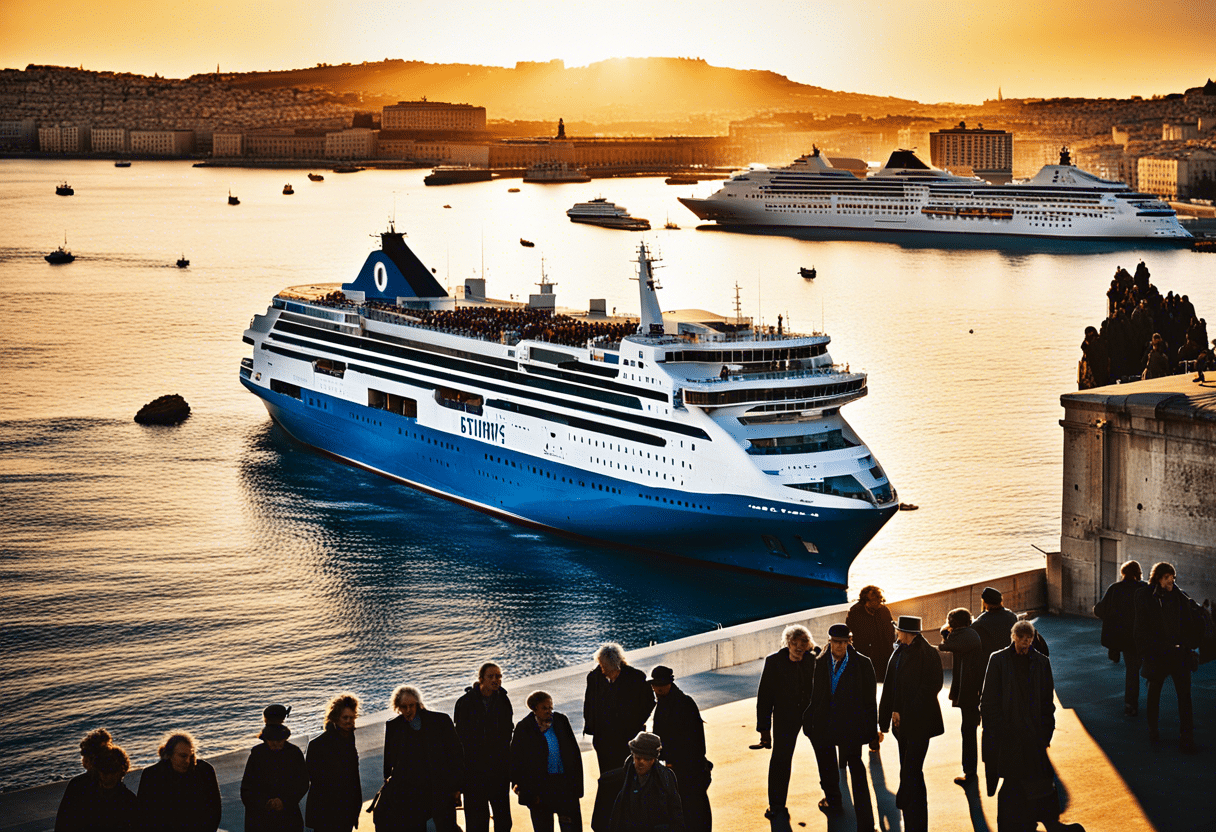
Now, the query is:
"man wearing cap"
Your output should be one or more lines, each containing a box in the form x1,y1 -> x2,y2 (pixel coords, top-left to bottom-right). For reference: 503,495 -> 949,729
973,587 -> 1019,662
802,624 -> 878,831
241,722 -> 309,832
606,732 -> 684,832
878,615 -> 944,832
649,666 -> 711,832
264,704 -> 292,725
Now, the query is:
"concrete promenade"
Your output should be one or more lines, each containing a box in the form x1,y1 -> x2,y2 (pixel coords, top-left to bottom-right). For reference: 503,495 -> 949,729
2,574 -> 1211,832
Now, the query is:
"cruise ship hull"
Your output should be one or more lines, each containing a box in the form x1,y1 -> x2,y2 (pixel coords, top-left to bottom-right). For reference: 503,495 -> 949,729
242,376 -> 896,585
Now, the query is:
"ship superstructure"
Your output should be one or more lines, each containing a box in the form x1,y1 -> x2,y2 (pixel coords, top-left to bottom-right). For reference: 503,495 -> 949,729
679,147 -> 1191,240
240,225 -> 897,584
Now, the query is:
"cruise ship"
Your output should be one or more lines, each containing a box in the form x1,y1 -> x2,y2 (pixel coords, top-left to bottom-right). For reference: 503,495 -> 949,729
679,147 -> 1191,240
239,226 -> 897,584
567,198 -> 651,230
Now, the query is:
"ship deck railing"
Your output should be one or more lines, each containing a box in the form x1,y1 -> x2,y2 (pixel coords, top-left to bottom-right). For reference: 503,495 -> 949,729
683,364 -> 859,385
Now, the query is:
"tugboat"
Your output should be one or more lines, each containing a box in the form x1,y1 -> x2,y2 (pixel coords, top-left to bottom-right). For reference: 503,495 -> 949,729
283,183 -> 294,195
55,181 -> 74,196
45,234 -> 74,264
176,254 -> 190,268
115,159 -> 131,168
228,190 -> 240,205
800,266 -> 817,280
308,173 -> 324,182
664,215 -> 680,230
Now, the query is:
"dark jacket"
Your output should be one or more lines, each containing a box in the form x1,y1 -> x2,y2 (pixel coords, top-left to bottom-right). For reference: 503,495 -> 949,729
609,761 -> 685,832
802,644 -> 878,749
651,684 -> 708,783
453,684 -> 514,787
55,772 -> 137,832
1096,577 -> 1147,652
584,664 -> 656,742
136,758 -> 222,832
1134,582 -> 1200,681
972,606 -> 1019,660
240,741 -> 309,832
756,646 -> 817,732
980,645 -> 1055,796
846,601 -> 895,682
878,635 -> 944,741
304,727 -> 362,832
508,711 -> 584,808
384,710 -> 464,797
938,625 -> 984,712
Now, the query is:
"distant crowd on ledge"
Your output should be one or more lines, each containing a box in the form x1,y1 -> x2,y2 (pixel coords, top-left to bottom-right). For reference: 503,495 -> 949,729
1079,261 -> 1214,388
54,568 -> 1213,832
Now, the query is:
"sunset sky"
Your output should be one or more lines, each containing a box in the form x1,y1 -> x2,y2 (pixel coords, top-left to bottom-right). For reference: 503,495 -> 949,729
2,0 -> 1213,103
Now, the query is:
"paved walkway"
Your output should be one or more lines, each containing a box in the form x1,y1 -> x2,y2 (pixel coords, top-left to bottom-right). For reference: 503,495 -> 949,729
2,615 -> 1211,832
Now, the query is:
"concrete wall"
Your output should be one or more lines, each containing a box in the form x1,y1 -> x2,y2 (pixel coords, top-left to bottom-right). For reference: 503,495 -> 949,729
1056,377 -> 1216,615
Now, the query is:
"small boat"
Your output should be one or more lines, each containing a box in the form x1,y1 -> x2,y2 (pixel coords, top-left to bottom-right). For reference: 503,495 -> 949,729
55,181 -> 74,196
800,266 -> 817,280
176,255 -> 190,268
664,215 -> 680,230
520,239 -> 535,248
283,184 -> 294,195
665,174 -> 699,185
443,204 -> 452,209
508,187 -> 521,193
308,173 -> 324,182
228,190 -> 240,205
332,164 -> 363,173
45,234 -> 74,264
114,159 -> 131,168
898,502 -> 919,511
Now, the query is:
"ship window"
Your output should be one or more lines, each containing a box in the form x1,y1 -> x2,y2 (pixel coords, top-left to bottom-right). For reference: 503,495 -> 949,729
270,379 -> 302,399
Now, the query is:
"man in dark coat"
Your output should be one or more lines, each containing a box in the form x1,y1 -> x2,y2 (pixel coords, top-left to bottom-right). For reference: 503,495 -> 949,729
878,616 -> 943,832
973,587 -> 1019,661
454,663 -> 514,832
55,745 -> 137,832
754,624 -> 817,821
383,686 -> 465,832
240,723 -> 310,832
584,643 -> 656,775
137,732 -> 222,832
305,694 -> 362,832
802,624 -> 878,832
1095,560 -> 1147,716
1134,561 -> 1200,752
649,666 -> 711,832
607,732 -> 684,832
981,620 -> 1083,832
845,585 -> 895,684
938,607 -> 984,787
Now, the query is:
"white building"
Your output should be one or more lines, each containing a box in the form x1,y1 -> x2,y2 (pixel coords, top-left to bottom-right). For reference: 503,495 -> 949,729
382,101 -> 486,131
130,130 -> 194,156
324,128 -> 377,159
92,128 -> 128,153
212,133 -> 244,157
38,125 -> 91,153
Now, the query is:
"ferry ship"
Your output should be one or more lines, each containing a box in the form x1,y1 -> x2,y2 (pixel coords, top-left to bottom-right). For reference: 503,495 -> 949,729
679,147 -> 1192,240
239,226 -> 897,584
567,198 -> 651,230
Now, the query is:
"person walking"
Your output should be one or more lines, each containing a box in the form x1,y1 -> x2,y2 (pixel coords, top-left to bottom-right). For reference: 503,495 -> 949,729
1095,560 -> 1148,716
938,607 -> 984,787
137,732 -> 222,832
381,685 -> 464,832
648,666 -> 711,832
981,620 -> 1084,832
606,732 -> 684,832
305,694 -> 362,832
973,587 -> 1019,661
583,643 -> 656,776
241,722 -> 309,832
802,624 -> 878,832
55,745 -> 137,832
754,624 -> 817,821
1135,562 -> 1201,752
509,691 -> 583,832
878,616 -> 943,832
846,586 -> 895,684
455,663 -> 514,832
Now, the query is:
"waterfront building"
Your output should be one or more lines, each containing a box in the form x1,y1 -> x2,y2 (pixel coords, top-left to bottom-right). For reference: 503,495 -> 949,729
375,135 -> 416,159
929,121 -> 1013,184
37,125 -> 91,153
324,127 -> 378,159
244,130 -> 324,159
91,127 -> 128,153
1137,148 -> 1216,200
0,119 -> 37,150
212,132 -> 243,157
129,130 -> 194,156
488,136 -> 728,170
382,100 -> 486,132
1163,122 -> 1200,141
1055,376 -> 1216,614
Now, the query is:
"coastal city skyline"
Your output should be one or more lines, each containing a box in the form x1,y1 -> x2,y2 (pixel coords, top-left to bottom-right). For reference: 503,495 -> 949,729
2,0 -> 1214,104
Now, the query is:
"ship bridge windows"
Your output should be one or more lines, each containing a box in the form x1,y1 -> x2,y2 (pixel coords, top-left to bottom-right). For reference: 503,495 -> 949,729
436,387 -> 483,415
314,358 -> 346,378
787,475 -> 874,504
663,344 -> 827,364
684,377 -> 865,408
747,429 -> 853,455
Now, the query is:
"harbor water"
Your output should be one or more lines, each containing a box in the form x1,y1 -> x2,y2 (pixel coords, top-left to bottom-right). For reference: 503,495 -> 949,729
1,159 -> 1211,792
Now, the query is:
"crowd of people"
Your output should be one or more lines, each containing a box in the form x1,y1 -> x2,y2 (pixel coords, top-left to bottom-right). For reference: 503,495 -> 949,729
56,567 -> 1209,832
1079,261 -> 1214,388
363,300 -> 639,349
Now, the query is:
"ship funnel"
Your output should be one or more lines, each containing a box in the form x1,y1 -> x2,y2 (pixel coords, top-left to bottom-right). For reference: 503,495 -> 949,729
635,243 -> 664,335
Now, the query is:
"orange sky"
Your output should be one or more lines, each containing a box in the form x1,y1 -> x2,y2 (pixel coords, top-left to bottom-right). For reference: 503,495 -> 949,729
1,0 -> 1213,103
